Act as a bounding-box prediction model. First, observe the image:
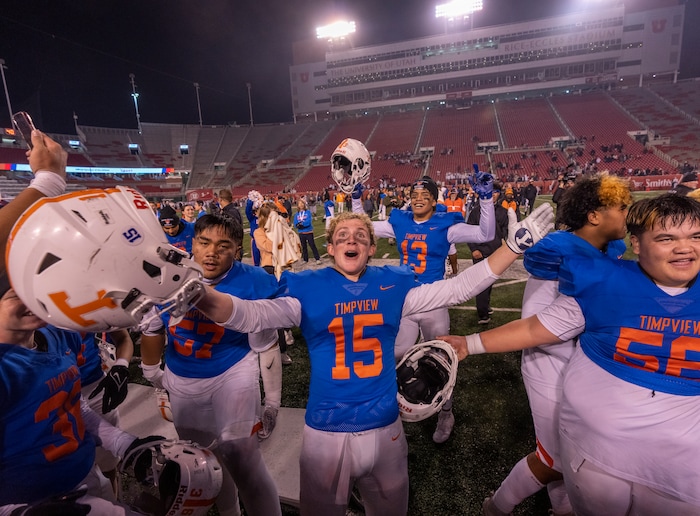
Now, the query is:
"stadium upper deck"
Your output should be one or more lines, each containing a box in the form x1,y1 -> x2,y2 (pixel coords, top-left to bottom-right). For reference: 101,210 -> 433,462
290,2 -> 684,119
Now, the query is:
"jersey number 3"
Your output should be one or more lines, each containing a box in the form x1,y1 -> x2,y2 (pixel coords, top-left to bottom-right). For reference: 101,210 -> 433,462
400,240 -> 427,274
329,314 -> 384,380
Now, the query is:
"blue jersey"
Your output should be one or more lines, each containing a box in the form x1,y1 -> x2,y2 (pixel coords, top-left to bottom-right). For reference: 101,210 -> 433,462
0,327 -> 96,504
278,266 -> 418,432
293,209 -> 314,233
389,209 -> 464,283
245,199 -> 259,236
166,220 -> 195,253
524,231 -> 627,280
324,199 -> 334,218
559,257 -> 700,395
69,333 -> 104,385
162,262 -> 279,378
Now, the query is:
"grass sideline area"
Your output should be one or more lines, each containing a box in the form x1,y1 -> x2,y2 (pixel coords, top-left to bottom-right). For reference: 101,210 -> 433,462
130,192 -> 661,515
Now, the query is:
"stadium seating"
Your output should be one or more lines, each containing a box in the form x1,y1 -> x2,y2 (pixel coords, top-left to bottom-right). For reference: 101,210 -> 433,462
2,82 -> 695,199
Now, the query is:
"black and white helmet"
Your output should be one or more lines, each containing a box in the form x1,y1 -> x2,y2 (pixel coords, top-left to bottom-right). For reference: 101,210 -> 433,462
119,439 -> 223,516
330,138 -> 371,194
396,340 -> 458,422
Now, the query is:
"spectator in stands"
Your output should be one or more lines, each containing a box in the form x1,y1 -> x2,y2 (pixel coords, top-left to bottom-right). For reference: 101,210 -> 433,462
181,203 -> 197,223
669,171 -> 697,196
159,205 -> 195,254
294,199 -> 321,265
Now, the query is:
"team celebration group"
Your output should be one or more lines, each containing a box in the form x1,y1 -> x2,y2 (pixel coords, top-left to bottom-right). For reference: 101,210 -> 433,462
1,130 -> 699,516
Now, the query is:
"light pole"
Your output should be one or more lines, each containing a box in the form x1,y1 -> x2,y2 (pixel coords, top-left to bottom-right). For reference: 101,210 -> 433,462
194,82 -> 203,126
0,59 -> 14,125
129,73 -> 142,134
246,82 -> 254,127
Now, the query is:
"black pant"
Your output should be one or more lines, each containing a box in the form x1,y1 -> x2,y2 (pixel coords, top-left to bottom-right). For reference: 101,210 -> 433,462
472,257 -> 492,319
299,232 -> 320,261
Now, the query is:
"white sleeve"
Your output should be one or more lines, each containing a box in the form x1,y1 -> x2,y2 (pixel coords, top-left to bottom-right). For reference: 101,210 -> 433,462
447,198 -> 495,243
80,396 -> 136,458
402,259 -> 498,316
372,220 -> 395,239
535,294 -> 585,341
222,296 -> 302,332
248,329 -> 281,353
521,277 -> 560,319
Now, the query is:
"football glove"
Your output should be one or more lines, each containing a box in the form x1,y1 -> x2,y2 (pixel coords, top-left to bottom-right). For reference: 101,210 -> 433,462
351,182 -> 364,199
123,435 -> 166,483
10,487 -> 90,516
468,164 -> 494,200
88,363 -> 129,413
506,203 -> 554,254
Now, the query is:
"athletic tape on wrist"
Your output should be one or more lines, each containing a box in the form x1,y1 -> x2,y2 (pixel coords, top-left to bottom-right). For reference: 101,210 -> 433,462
29,170 -> 66,197
466,334 -> 486,355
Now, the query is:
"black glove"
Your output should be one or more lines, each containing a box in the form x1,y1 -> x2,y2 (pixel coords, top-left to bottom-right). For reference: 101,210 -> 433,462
11,487 -> 91,515
88,364 -> 129,413
123,435 -> 166,483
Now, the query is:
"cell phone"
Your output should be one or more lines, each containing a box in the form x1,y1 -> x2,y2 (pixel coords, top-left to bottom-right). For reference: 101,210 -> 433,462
12,111 -> 36,149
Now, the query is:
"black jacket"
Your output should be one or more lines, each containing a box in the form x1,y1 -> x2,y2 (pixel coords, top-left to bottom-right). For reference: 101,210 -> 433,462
467,203 -> 510,257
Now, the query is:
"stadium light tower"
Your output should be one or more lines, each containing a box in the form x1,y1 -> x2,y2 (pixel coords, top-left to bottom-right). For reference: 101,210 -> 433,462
194,82 -> 203,126
435,0 -> 483,31
129,73 -> 142,134
246,82 -> 254,127
316,20 -> 356,49
0,59 -> 13,126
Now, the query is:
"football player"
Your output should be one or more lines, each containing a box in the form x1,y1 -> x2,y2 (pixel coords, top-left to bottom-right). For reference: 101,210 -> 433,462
193,204 -> 553,515
139,212 -> 282,516
443,194 -> 700,515
0,130 -> 161,515
158,204 -> 195,253
372,170 -> 496,443
481,173 -> 632,516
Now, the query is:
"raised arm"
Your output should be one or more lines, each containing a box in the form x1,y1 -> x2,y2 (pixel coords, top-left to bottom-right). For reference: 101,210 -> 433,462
403,203 -> 554,316
0,131 -> 67,277
194,285 -> 302,331
448,197 -> 495,243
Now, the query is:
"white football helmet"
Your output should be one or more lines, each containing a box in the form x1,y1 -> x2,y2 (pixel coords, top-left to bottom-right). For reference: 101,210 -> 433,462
119,439 -> 223,516
248,189 -> 264,210
396,340 -> 458,422
330,138 -> 371,194
7,186 -> 204,332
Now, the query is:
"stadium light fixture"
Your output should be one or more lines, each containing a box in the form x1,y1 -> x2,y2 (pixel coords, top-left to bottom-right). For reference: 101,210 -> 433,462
129,73 -> 142,134
0,59 -> 14,126
316,21 -> 356,40
435,0 -> 483,20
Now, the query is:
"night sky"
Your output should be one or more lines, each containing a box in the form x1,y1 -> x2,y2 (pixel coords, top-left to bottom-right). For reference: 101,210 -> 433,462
1,0 -> 697,134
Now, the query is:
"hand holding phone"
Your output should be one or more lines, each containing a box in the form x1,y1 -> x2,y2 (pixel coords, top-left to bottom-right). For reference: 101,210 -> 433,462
12,111 -> 36,149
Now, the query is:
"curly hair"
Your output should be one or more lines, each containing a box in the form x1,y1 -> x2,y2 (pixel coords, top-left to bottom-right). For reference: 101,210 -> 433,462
556,173 -> 632,230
